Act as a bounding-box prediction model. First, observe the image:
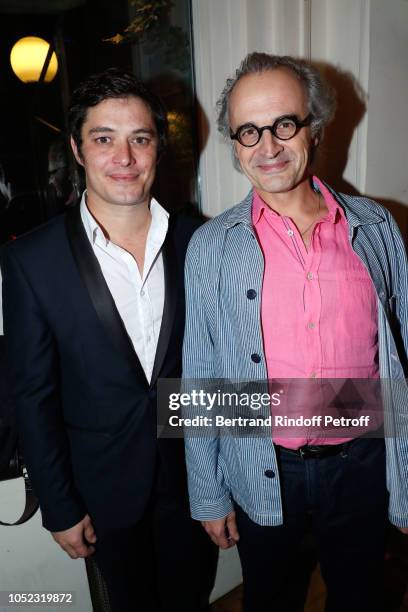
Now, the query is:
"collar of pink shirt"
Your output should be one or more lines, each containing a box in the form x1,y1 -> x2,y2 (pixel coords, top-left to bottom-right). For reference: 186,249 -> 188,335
252,175 -> 345,227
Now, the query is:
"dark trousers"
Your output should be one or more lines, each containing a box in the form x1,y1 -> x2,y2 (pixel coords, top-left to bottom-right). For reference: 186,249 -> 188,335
235,437 -> 388,612
93,460 -> 217,612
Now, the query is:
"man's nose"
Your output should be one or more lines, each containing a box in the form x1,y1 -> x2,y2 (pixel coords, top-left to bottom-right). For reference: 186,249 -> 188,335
258,129 -> 284,156
113,141 -> 134,166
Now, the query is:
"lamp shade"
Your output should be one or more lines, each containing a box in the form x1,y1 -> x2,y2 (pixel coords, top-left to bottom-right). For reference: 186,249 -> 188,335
10,36 -> 58,83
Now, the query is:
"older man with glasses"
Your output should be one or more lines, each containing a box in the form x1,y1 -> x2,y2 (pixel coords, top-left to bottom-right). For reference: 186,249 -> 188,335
182,53 -> 408,612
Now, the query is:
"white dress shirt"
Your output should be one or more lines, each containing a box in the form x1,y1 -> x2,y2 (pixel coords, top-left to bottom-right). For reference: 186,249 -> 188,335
80,194 -> 169,382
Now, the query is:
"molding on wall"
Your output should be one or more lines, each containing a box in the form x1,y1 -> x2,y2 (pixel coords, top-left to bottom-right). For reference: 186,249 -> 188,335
192,0 -> 249,217
191,0 -> 212,215
355,0 -> 370,193
301,0 -> 312,59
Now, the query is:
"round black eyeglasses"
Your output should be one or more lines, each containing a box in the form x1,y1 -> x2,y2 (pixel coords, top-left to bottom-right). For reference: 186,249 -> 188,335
230,113 -> 313,147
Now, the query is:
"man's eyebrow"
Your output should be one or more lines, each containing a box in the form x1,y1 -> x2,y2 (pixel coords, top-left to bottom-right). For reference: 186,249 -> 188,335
130,128 -> 157,135
88,127 -> 115,135
87,127 -> 156,135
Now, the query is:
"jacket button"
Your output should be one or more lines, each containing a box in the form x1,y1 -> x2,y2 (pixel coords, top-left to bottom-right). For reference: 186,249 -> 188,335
251,353 -> 261,363
246,289 -> 257,299
264,469 -> 275,478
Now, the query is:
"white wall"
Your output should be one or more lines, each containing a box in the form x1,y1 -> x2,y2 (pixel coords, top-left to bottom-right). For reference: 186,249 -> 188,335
366,0 -> 408,206
310,0 -> 371,193
0,479 -> 92,612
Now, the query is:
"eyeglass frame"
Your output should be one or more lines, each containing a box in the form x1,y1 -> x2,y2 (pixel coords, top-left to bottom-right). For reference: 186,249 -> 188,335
229,113 -> 314,147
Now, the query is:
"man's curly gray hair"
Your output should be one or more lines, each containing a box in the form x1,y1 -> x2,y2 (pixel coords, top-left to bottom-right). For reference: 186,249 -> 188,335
217,52 -> 336,170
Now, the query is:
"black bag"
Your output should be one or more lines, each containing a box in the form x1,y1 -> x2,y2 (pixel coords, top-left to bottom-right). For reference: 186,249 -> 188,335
0,336 -> 39,525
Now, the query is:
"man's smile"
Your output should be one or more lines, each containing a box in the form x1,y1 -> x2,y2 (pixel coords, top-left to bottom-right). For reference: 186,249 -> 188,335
255,159 -> 290,173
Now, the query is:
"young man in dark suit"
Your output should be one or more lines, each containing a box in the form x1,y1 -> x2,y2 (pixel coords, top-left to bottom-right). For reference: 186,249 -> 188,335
2,68 -> 214,612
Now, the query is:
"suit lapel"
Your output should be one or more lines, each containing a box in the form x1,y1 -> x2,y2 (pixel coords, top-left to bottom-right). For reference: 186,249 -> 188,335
150,230 -> 178,386
65,205 -> 148,384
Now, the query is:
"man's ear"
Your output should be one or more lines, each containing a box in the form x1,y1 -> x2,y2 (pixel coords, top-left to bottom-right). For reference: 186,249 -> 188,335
70,136 -> 84,167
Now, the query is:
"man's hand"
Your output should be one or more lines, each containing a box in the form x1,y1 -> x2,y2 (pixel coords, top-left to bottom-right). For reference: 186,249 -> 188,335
52,514 -> 97,559
202,511 -> 239,549
398,526 -> 408,535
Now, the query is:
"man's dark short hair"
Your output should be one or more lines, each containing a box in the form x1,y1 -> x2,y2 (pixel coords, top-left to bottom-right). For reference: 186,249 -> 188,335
68,67 -> 167,156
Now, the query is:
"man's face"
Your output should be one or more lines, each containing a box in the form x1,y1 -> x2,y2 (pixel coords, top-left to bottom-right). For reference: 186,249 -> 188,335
228,68 -> 317,198
71,96 -> 158,210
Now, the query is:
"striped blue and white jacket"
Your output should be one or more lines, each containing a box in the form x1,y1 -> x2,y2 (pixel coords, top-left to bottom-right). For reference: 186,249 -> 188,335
182,181 -> 408,528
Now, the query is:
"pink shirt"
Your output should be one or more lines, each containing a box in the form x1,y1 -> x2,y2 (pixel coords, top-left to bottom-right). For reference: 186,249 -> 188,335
252,177 -> 380,449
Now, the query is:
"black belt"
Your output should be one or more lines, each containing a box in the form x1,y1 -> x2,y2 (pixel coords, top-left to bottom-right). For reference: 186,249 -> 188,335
276,440 -> 353,459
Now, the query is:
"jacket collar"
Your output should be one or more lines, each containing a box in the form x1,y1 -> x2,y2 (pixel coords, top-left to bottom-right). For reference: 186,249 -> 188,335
319,180 -> 385,228
150,231 -> 177,385
223,190 -> 253,229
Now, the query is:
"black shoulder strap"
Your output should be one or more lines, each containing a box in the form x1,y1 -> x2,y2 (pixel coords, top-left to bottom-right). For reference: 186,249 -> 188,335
0,464 -> 39,526
0,331 -> 39,527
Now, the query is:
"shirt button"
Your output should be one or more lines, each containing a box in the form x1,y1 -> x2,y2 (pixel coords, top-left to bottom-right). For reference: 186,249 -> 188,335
264,469 -> 275,478
247,289 -> 257,300
310,372 -> 317,378
140,289 -> 145,297
307,272 -> 313,280
287,229 -> 294,236
308,322 -> 315,329
251,353 -> 261,363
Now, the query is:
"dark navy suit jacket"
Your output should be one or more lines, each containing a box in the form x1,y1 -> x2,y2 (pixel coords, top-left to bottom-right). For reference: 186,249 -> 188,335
1,204 -> 200,534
